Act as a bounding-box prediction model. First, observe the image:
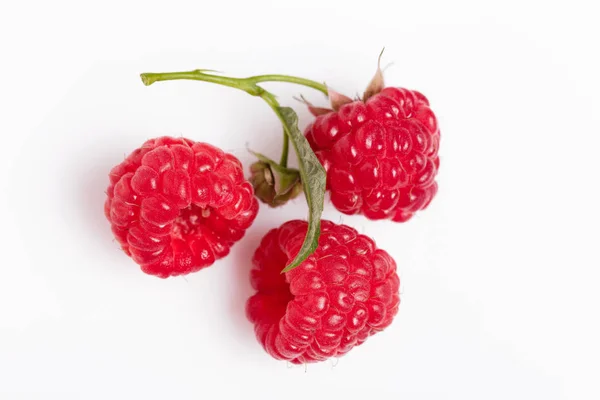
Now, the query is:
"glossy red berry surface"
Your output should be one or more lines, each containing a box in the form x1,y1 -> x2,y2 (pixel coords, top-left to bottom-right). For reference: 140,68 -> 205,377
105,137 -> 258,278
246,220 -> 400,363
305,87 -> 440,222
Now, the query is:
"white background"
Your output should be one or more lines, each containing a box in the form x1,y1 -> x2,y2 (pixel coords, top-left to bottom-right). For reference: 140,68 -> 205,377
1,1 -> 599,399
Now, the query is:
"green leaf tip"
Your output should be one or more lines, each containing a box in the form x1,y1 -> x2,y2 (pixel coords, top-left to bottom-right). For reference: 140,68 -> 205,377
278,107 -> 327,273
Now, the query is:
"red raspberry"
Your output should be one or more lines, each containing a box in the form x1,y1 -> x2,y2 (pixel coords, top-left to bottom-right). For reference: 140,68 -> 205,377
305,87 -> 440,222
105,136 -> 258,278
246,220 -> 400,363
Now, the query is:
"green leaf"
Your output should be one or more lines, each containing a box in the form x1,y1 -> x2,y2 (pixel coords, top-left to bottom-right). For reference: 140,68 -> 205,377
277,107 -> 327,273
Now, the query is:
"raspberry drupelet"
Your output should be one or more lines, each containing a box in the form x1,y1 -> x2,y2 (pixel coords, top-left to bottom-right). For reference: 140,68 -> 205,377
105,136 -> 258,278
246,220 -> 400,363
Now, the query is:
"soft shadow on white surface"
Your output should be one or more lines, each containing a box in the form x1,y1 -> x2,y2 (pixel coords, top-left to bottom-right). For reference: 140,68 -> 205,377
227,226 -> 263,343
73,142 -> 127,267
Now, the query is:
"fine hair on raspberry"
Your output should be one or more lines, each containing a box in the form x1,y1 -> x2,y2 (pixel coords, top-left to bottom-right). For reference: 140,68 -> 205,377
246,220 -> 400,363
105,136 -> 259,278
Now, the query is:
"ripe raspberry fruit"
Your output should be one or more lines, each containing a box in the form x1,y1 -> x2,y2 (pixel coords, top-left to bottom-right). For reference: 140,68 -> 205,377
305,71 -> 440,222
246,220 -> 400,363
105,136 -> 258,278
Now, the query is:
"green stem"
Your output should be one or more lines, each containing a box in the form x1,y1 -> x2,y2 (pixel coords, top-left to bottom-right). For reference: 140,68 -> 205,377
258,93 -> 294,168
248,74 -> 328,95
140,69 -> 323,168
141,70 -> 328,96
280,131 -> 289,167
140,70 -> 263,95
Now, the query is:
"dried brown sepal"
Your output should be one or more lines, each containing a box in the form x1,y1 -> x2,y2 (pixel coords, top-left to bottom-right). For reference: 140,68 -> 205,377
327,87 -> 354,110
249,158 -> 302,208
295,95 -> 333,117
363,48 -> 386,101
308,105 -> 334,117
